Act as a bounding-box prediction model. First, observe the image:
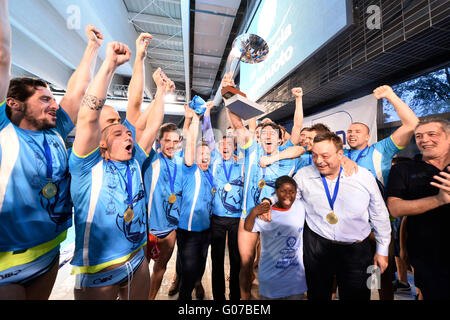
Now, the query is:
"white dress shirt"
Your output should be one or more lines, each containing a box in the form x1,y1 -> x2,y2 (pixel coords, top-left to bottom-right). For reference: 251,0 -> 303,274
292,165 -> 391,256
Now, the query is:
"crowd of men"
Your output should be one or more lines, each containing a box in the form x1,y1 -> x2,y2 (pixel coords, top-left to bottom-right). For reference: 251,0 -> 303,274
0,0 -> 449,300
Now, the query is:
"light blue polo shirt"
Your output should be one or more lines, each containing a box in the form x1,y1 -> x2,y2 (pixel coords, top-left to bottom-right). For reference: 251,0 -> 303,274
0,100 -> 74,253
178,164 -> 215,232
142,150 -> 184,233
210,156 -> 245,218
344,136 -> 402,187
69,146 -> 148,272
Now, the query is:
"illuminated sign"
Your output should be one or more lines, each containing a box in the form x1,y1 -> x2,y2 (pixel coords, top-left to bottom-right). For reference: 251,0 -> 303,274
240,0 -> 352,101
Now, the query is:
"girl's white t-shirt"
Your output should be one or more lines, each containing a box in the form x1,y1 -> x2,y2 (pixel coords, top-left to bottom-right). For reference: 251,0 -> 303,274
253,199 -> 308,298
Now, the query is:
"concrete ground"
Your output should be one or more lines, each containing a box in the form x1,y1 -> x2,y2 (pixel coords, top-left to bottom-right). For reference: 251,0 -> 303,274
49,243 -> 416,301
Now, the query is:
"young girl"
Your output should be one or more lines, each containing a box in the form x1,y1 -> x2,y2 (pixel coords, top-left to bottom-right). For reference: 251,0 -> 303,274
244,175 -> 307,300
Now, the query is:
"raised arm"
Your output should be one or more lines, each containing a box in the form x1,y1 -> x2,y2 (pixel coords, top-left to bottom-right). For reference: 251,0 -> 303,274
73,42 -> 130,156
221,72 -> 252,147
126,33 -> 152,126
0,0 -> 11,102
202,101 -> 216,151
259,145 -> 306,168
137,68 -> 175,155
184,106 -> 199,167
289,87 -> 304,145
60,25 -> 103,125
373,85 -> 419,148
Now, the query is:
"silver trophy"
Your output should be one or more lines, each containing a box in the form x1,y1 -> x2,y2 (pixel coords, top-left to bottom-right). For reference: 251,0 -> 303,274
221,34 -> 269,120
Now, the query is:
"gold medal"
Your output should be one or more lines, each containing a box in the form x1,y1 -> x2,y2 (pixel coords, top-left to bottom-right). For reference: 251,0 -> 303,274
42,182 -> 58,199
326,212 -> 338,225
211,187 -> 216,195
168,194 -> 177,204
224,183 -> 232,192
124,207 -> 134,223
258,179 -> 266,189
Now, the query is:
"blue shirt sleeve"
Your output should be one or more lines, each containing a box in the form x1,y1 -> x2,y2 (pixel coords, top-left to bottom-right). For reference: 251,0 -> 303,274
279,139 -> 295,151
0,100 -> 10,130
133,143 -> 150,167
56,106 -> 75,140
374,136 -> 402,159
69,148 -> 102,177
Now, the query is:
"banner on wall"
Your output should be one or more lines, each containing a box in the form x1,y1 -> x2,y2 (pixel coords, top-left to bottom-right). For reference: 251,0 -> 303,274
302,94 -> 378,147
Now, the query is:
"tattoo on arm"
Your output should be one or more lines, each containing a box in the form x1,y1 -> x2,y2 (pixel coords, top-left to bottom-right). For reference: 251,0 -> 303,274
82,94 -> 106,111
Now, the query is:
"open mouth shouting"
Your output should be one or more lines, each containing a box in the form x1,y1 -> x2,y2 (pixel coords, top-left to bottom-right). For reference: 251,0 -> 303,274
125,142 -> 133,153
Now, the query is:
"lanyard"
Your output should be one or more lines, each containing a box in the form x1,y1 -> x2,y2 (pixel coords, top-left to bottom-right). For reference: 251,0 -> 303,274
309,153 -> 312,165
110,161 -> 133,208
261,166 -> 266,180
348,146 -> 368,164
222,158 -> 233,182
160,153 -> 177,194
320,167 -> 343,211
203,169 -> 216,191
43,135 -> 53,181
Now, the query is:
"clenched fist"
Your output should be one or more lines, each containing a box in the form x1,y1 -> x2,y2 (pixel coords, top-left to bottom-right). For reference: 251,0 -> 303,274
292,87 -> 303,98
105,42 -> 131,67
85,24 -> 103,47
373,85 -> 396,100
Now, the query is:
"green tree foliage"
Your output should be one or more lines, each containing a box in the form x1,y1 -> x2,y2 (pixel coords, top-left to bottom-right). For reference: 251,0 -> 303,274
383,67 -> 450,121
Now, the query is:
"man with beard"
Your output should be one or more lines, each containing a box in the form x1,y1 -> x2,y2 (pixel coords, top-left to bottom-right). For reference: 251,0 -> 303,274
142,115 -> 184,298
0,3 -> 103,299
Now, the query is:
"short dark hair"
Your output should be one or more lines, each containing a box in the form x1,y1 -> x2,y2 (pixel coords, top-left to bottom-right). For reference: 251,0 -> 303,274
260,122 -> 283,139
6,78 -> 49,118
310,123 -> 331,134
275,175 -> 297,190
313,132 -> 343,151
158,122 -> 180,140
300,127 -> 310,133
7,77 -> 49,102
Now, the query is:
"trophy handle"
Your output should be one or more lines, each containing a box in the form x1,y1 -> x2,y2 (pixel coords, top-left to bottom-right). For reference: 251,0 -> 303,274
221,54 -> 246,99
221,85 -> 247,99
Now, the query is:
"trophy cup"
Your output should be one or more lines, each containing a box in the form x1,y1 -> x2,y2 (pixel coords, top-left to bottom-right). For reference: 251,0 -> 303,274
221,33 -> 269,120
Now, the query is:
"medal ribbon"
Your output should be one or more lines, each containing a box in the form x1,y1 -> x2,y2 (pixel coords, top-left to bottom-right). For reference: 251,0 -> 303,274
203,169 -> 216,191
160,153 -> 177,194
222,158 -> 233,183
110,161 -> 133,209
320,167 -> 343,211
43,135 -> 53,181
348,146 -> 368,164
